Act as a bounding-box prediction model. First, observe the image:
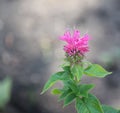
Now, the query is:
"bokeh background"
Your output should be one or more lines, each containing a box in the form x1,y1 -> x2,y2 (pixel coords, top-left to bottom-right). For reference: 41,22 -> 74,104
0,0 -> 120,113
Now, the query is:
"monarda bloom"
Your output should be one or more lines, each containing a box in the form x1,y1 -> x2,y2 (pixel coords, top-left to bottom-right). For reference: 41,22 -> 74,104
60,30 -> 90,61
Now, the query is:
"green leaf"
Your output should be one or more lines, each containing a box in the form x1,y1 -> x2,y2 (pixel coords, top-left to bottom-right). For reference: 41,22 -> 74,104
66,80 -> 79,94
84,64 -> 112,78
41,71 -> 68,94
0,77 -> 12,109
62,66 -> 70,72
62,66 -> 74,79
51,89 -> 62,95
71,64 -> 83,81
60,60 -> 70,68
102,105 -> 119,113
76,97 -> 89,113
77,84 -> 95,97
59,88 -> 72,101
75,94 -> 104,113
64,93 -> 76,107
66,80 -> 94,98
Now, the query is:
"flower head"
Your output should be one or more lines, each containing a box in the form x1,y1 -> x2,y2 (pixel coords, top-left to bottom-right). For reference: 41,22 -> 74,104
60,30 -> 90,57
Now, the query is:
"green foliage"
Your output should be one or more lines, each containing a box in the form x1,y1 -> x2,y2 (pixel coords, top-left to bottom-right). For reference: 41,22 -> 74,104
0,77 -> 12,109
75,94 -> 104,113
51,89 -> 62,95
62,66 -> 70,72
63,66 -> 74,79
66,80 -> 94,97
77,84 -> 95,97
59,88 -> 72,101
102,105 -> 120,113
66,80 -> 79,94
71,64 -> 83,81
63,92 -> 76,107
41,57 -> 117,113
84,64 -> 112,78
41,71 -> 69,94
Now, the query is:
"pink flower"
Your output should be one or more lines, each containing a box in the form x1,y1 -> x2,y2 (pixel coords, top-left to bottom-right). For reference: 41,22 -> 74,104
60,30 -> 90,56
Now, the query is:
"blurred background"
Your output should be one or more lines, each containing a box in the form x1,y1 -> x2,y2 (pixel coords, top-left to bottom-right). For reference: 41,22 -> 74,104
0,0 -> 120,113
